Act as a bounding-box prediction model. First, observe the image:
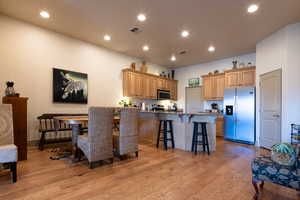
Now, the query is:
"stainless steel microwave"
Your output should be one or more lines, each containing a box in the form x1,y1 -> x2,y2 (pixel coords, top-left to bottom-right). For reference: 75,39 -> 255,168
157,89 -> 171,100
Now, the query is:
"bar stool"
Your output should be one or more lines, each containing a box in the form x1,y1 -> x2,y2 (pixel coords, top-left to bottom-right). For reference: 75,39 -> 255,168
191,122 -> 210,155
156,120 -> 175,150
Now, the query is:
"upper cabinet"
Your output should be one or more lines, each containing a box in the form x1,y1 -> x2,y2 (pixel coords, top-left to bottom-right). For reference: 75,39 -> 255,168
224,66 -> 256,88
202,66 -> 256,100
123,69 -> 178,100
202,73 -> 225,100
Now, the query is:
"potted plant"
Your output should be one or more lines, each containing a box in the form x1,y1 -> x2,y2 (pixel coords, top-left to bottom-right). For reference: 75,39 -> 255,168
271,143 -> 297,166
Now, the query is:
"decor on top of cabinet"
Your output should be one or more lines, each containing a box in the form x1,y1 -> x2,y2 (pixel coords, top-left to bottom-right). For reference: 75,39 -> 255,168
271,143 -> 296,166
214,70 -> 219,74
130,62 -> 136,71
53,68 -> 88,104
140,61 -> 148,73
239,62 -> 246,68
188,78 -> 200,87
232,61 -> 238,69
171,70 -> 175,79
5,81 -> 18,97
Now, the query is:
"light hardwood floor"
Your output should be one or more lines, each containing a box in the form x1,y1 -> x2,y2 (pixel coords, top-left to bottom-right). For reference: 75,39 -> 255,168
0,139 -> 299,200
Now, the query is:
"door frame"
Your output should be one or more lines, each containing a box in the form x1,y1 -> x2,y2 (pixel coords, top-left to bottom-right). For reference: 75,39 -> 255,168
259,69 -> 282,148
185,86 -> 202,112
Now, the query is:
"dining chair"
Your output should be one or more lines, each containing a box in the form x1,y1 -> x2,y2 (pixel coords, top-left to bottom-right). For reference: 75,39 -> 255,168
77,107 -> 114,169
113,108 -> 139,158
0,104 -> 18,183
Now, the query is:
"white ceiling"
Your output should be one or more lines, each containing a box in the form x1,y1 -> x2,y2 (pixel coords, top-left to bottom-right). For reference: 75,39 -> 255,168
0,0 -> 300,67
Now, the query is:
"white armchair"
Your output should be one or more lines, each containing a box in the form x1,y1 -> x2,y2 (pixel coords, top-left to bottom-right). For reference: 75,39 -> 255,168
0,104 -> 18,183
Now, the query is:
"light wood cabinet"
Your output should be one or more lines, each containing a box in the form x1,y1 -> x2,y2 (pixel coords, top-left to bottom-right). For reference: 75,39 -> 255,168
202,73 -> 225,100
224,71 -> 239,88
123,69 -> 177,100
201,66 -> 255,100
216,117 -> 224,137
225,66 -> 255,88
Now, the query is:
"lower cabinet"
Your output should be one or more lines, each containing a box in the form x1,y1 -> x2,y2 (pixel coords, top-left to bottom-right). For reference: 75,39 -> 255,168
123,69 -> 178,100
216,117 -> 224,137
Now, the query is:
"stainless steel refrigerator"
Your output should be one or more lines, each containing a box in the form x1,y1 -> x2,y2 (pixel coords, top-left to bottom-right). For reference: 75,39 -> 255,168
223,87 -> 256,144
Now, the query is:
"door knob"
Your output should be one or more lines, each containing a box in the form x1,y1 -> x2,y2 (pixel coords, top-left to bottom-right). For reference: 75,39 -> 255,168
273,114 -> 280,118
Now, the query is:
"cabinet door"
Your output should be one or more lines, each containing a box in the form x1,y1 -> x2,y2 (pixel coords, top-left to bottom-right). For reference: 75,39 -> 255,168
145,76 -> 157,99
214,75 -> 225,99
126,72 -> 136,97
225,72 -> 239,88
240,69 -> 255,87
135,73 -> 144,98
202,77 -> 213,100
123,71 -> 130,97
156,78 -> 165,90
170,81 -> 178,100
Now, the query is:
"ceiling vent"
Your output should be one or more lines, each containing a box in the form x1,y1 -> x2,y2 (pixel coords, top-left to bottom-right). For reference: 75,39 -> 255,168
179,50 -> 187,55
130,27 -> 142,33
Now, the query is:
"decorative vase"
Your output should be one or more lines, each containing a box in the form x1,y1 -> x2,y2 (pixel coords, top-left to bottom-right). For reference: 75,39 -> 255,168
232,61 -> 238,69
130,62 -> 136,71
271,143 -> 296,166
171,70 -> 175,79
5,81 -> 16,96
141,61 -> 148,73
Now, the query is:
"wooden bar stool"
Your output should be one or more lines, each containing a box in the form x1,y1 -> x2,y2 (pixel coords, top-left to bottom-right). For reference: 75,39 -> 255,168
191,122 -> 210,155
156,120 -> 175,150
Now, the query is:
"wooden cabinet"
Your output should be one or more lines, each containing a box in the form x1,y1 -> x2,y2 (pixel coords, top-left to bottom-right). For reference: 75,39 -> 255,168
202,73 -> 225,100
202,76 -> 213,100
216,117 -> 224,137
224,71 -> 239,88
123,71 -> 143,98
2,96 -> 28,161
201,67 -> 255,100
123,69 -> 177,100
225,66 -> 255,88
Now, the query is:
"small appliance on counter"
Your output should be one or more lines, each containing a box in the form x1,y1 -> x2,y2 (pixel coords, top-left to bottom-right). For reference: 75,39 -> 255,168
170,103 -> 178,112
211,103 -> 219,113
152,104 -> 165,111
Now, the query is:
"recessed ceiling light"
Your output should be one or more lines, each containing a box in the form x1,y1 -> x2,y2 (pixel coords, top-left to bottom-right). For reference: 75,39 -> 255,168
208,46 -> 215,52
137,14 -> 146,22
181,30 -> 189,38
248,4 -> 259,13
104,35 -> 111,41
171,55 -> 176,61
143,45 -> 149,51
40,11 -> 50,19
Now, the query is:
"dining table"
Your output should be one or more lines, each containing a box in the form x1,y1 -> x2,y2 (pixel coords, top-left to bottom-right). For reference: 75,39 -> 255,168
53,115 -> 120,162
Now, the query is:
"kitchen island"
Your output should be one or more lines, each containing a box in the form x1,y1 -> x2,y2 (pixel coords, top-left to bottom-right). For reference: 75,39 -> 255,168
138,111 -> 218,152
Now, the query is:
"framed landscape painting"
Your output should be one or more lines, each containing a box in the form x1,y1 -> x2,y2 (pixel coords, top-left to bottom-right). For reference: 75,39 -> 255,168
53,68 -> 88,104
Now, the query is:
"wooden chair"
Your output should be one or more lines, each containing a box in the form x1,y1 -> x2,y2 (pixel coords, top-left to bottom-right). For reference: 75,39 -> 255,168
0,104 -> 17,183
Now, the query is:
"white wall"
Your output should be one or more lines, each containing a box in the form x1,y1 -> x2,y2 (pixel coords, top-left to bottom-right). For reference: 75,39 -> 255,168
174,53 -> 256,110
0,15 -> 167,141
256,22 -> 300,144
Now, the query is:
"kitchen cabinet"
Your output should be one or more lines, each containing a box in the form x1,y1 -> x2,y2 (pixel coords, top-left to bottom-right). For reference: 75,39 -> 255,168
123,69 -> 177,100
225,66 -> 255,88
202,73 -> 225,100
216,116 -> 224,137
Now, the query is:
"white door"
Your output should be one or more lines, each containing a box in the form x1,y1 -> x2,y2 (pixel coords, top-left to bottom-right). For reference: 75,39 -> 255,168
259,69 -> 282,149
185,87 -> 204,113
